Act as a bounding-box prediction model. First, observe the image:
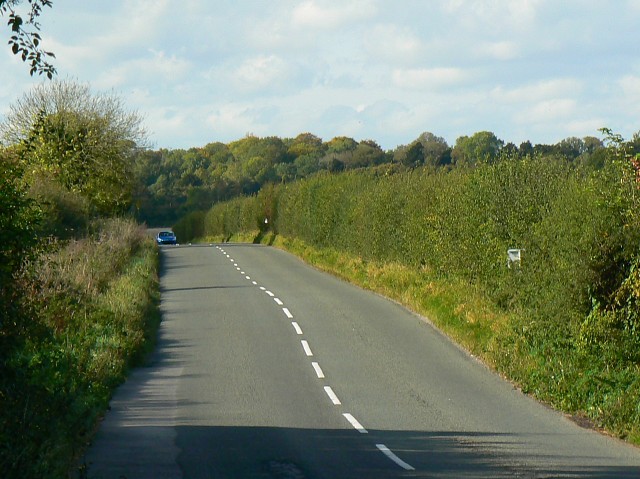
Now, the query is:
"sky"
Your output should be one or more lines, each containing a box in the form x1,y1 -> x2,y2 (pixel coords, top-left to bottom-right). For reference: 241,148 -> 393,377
1,0 -> 639,151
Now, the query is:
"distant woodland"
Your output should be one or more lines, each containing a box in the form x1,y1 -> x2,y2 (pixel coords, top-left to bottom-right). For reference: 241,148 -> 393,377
132,130 -> 627,225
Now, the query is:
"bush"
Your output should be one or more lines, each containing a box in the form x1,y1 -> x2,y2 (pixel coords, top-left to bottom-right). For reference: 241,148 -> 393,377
0,218 -> 159,478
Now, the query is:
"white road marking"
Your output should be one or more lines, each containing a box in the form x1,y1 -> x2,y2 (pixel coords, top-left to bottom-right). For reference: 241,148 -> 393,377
252,281 -> 258,285
265,291 -> 275,297
343,413 -> 368,433
292,322 -> 303,335
234,263 -> 238,267
245,276 -> 251,280
311,362 -> 325,378
324,386 -> 341,405
282,307 -> 293,318
260,287 -> 266,291
236,267 -> 241,271
274,298 -> 284,305
376,445 -> 415,471
301,340 -> 313,356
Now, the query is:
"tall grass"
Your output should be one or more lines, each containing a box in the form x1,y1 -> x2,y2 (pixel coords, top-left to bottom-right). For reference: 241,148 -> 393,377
0,218 -> 160,478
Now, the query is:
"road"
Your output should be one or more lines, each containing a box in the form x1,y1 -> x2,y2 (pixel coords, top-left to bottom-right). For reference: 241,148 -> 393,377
82,243 -> 640,478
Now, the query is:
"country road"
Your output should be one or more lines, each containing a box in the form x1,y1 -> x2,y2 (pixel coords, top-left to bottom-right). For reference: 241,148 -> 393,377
82,243 -> 640,478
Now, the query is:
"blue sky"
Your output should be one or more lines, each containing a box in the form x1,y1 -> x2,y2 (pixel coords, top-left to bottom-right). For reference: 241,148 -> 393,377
1,0 -> 639,150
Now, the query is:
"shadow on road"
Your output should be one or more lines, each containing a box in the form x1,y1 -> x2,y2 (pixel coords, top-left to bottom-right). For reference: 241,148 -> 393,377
82,422 -> 640,478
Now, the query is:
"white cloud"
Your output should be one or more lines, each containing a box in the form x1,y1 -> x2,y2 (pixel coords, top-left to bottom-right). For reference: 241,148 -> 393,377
518,98 -> 577,124
91,50 -> 191,89
364,25 -> 425,64
206,104 -> 265,139
392,67 -> 468,90
491,79 -> 583,103
231,55 -> 293,93
619,75 -> 640,100
291,0 -> 377,29
476,41 -> 520,60
442,0 -> 542,30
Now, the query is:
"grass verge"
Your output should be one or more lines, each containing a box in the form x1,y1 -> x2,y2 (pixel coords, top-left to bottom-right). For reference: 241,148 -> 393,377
0,219 -> 161,479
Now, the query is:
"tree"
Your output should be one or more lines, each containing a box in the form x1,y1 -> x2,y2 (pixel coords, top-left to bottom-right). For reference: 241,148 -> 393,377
400,141 -> 424,168
0,0 -> 56,77
287,133 -> 326,158
519,140 -> 534,158
452,131 -> 503,166
1,80 -> 147,215
416,132 -> 451,167
346,140 -> 387,169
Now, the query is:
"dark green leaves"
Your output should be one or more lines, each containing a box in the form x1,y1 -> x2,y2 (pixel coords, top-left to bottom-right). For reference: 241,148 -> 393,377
2,0 -> 56,78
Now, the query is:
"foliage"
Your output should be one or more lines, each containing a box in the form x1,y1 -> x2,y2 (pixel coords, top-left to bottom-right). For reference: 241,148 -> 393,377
1,80 -> 147,216
0,149 -> 40,292
0,0 -> 56,77
0,218 -> 160,478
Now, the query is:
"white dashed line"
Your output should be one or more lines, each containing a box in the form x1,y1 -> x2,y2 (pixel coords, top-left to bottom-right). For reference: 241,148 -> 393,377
292,322 -> 303,335
301,340 -> 313,356
245,276 -> 251,280
311,362 -> 325,378
282,307 -> 293,319
265,291 -> 275,297
343,413 -> 368,434
252,281 -> 258,285
274,298 -> 284,305
376,445 -> 415,471
260,287 -> 266,291
324,386 -> 341,405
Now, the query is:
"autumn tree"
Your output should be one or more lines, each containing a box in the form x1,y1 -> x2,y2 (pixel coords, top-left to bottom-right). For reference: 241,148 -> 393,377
1,80 -> 146,215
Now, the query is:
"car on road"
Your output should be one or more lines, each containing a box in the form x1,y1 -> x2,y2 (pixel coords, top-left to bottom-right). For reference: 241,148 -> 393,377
156,230 -> 177,245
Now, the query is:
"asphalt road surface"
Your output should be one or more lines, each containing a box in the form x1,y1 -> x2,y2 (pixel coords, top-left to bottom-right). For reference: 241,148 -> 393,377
82,243 -> 640,478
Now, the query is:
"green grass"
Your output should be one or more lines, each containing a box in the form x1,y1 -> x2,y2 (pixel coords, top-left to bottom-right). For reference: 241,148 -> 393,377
0,219 -> 162,478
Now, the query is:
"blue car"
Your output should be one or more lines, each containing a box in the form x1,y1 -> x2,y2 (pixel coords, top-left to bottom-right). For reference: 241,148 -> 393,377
156,230 -> 177,245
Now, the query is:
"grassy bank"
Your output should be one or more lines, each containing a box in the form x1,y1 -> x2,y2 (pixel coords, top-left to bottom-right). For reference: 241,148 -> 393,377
0,218 -> 161,478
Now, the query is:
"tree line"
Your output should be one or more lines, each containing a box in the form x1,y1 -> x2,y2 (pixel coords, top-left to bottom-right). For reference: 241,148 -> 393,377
132,129 -> 628,226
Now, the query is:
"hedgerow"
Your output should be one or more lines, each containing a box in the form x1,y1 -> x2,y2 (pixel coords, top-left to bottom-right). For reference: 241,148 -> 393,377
0,218 -> 160,478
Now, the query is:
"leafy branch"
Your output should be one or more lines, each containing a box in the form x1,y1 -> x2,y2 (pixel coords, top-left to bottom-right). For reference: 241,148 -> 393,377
1,0 -> 56,78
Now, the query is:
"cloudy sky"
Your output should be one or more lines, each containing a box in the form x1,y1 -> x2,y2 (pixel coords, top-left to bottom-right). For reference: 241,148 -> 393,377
1,0 -> 639,150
